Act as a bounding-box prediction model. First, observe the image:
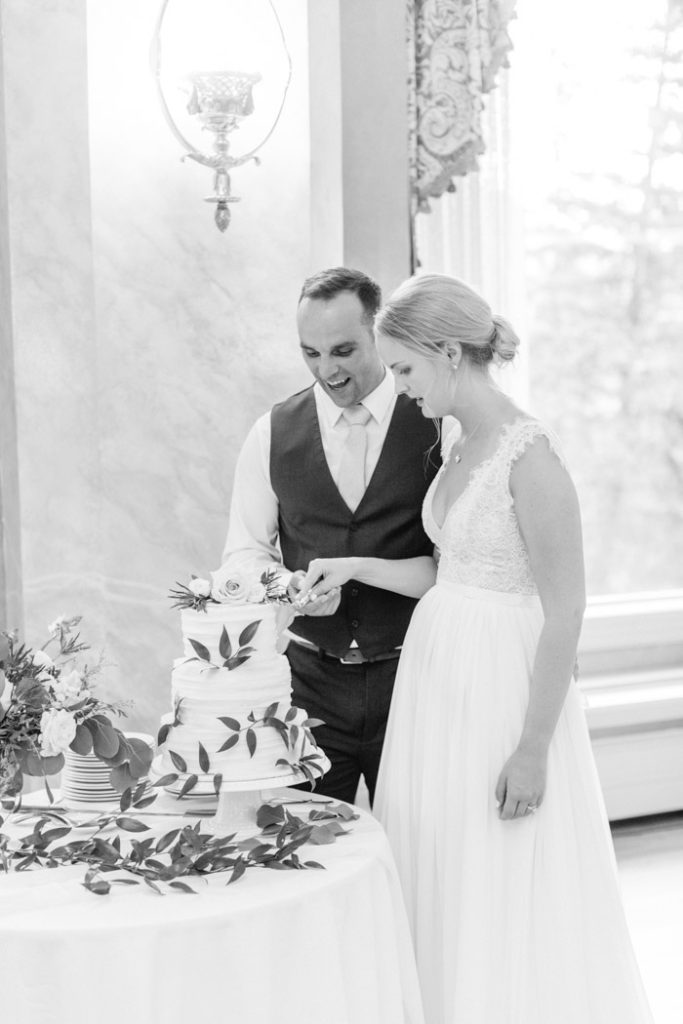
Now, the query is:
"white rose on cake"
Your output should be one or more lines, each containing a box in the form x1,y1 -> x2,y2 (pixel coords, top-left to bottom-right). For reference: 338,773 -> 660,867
52,669 -> 88,707
210,565 -> 251,604
189,577 -> 212,598
40,707 -> 77,757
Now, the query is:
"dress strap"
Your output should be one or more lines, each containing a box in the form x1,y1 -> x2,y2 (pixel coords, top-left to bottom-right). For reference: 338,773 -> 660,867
499,418 -> 567,472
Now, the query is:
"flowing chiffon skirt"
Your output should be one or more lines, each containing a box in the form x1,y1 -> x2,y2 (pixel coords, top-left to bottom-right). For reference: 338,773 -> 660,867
375,581 -> 654,1024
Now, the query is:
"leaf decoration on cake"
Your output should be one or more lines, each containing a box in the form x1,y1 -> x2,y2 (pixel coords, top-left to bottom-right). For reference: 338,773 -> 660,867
178,774 -> 198,799
218,716 -> 240,732
157,722 -> 172,747
264,701 -> 279,720
218,627 -> 233,661
217,734 -> 240,753
188,638 -> 211,663
224,654 -> 251,671
289,724 -> 299,750
246,728 -> 257,758
152,773 -> 178,788
168,750 -> 187,773
303,718 -> 325,729
198,742 -> 210,774
285,707 -> 298,723
238,620 -> 260,647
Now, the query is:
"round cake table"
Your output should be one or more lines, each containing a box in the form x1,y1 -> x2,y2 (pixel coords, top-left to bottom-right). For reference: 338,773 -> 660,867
0,791 -> 424,1024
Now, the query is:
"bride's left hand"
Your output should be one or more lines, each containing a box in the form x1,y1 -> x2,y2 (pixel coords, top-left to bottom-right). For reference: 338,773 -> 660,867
293,557 -> 359,608
494,746 -> 548,820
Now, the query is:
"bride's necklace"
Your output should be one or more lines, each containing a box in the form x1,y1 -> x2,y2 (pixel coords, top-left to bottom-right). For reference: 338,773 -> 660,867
451,421 -> 484,465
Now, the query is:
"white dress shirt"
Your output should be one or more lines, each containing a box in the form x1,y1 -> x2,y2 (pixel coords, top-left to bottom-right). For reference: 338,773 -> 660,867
223,371 -> 398,572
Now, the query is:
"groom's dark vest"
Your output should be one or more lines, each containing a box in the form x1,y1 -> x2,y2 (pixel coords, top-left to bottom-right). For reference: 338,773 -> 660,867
270,386 -> 440,658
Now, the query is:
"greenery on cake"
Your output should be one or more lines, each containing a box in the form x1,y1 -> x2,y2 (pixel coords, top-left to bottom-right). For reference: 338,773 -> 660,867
0,786 -> 358,895
0,617 -> 153,801
185,621 -> 261,672
169,564 -> 290,613
156,700 -> 326,796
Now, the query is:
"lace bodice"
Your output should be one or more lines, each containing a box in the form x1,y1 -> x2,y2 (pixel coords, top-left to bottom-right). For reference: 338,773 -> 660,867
424,418 -> 565,595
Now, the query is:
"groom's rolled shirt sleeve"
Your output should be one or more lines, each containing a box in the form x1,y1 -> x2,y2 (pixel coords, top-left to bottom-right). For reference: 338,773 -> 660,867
222,413 -> 292,584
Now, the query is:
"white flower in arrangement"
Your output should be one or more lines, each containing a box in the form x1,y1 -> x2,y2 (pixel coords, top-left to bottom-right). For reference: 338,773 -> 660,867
39,707 -> 77,757
210,565 -> 251,604
51,669 -> 88,707
48,615 -> 67,635
188,577 -> 212,598
32,650 -> 54,671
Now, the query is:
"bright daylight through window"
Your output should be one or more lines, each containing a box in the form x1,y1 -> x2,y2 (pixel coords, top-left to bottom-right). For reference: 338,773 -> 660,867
510,0 -> 683,597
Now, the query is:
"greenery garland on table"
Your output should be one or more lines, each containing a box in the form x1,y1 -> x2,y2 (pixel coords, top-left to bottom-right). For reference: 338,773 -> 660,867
0,786 -> 358,895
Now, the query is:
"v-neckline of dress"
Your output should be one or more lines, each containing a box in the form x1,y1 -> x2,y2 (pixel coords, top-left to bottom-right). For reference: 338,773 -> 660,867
430,418 -> 527,532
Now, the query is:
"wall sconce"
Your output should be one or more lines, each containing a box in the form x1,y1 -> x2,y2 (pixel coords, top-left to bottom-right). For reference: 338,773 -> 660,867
150,0 -> 292,231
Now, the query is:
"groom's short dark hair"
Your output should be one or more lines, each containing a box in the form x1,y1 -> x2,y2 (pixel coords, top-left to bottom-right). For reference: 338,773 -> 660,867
299,267 -> 382,326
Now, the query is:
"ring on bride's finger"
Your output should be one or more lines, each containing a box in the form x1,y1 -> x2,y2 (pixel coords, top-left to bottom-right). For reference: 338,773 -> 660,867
526,804 -> 538,813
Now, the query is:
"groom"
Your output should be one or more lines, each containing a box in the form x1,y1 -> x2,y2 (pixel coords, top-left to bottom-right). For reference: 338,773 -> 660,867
223,267 -> 440,804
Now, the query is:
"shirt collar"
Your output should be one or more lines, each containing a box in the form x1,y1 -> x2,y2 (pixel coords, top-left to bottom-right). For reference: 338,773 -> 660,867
313,369 -> 395,428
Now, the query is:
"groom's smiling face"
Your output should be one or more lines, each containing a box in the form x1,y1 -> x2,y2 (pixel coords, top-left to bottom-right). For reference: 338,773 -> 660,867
297,291 -> 385,408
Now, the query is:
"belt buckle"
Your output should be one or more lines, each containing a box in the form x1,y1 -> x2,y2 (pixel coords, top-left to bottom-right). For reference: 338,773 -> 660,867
339,649 -> 364,665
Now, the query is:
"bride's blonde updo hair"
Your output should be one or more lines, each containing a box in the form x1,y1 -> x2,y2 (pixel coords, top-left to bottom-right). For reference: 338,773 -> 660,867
375,274 -> 520,367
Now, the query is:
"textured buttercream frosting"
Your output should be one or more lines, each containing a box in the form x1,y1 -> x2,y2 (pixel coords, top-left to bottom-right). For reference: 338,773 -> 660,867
159,602 -> 321,784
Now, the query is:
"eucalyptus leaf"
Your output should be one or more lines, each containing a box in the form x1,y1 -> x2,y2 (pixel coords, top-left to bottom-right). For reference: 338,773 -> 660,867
218,716 -> 240,732
213,773 -> 223,797
217,734 -> 239,753
238,620 -> 260,647
178,774 -> 198,799
168,750 -> 187,773
70,724 -> 94,756
227,859 -> 247,885
152,772 -> 179,788
218,626 -> 233,661
116,816 -> 150,833
157,722 -> 171,747
198,742 -> 210,774
246,728 -> 257,758
188,638 -> 211,663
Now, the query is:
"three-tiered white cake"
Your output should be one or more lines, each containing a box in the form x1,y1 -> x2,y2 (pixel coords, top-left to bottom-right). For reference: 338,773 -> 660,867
156,570 -> 329,794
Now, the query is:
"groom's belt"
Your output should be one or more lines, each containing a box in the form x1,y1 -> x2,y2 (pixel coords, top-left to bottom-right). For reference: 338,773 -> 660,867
287,634 -> 402,666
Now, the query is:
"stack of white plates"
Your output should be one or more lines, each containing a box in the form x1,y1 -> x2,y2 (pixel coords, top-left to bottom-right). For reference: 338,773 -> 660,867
62,750 -> 120,807
61,733 -> 154,809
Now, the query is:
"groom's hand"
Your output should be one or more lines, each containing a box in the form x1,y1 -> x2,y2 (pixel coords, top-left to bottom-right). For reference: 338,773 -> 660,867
288,570 -> 341,617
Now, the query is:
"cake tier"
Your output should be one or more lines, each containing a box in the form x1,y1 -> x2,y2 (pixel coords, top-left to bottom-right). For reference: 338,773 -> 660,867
180,603 -> 283,669
160,599 -> 327,787
159,700 -> 321,782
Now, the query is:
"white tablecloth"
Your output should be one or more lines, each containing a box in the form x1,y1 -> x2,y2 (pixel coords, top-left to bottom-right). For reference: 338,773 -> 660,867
0,792 -> 424,1024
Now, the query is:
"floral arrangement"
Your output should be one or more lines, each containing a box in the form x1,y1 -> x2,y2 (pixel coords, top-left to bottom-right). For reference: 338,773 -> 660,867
0,616 -> 152,801
169,564 -> 290,614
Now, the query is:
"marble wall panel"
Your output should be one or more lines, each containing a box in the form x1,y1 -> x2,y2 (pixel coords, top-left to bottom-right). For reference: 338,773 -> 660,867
4,0 -> 315,734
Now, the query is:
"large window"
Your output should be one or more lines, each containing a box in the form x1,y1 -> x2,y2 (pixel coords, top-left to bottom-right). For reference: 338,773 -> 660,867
510,0 -> 683,597
416,0 -> 683,600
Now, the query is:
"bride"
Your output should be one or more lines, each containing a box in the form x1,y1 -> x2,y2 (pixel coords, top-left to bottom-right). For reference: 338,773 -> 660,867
294,274 -> 654,1024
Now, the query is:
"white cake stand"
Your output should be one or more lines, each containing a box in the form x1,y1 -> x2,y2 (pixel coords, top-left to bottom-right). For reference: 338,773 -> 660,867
149,754 -> 331,835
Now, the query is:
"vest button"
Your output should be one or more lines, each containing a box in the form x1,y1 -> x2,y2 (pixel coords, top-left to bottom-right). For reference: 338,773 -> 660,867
349,522 -> 358,532
350,587 -> 359,597
351,619 -> 360,629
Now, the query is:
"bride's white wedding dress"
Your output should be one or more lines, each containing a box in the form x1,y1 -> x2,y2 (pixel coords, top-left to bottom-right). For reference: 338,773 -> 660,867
374,418 -> 654,1024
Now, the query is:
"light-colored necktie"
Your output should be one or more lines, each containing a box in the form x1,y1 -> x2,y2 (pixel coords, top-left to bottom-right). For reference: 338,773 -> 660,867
337,404 -> 372,512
